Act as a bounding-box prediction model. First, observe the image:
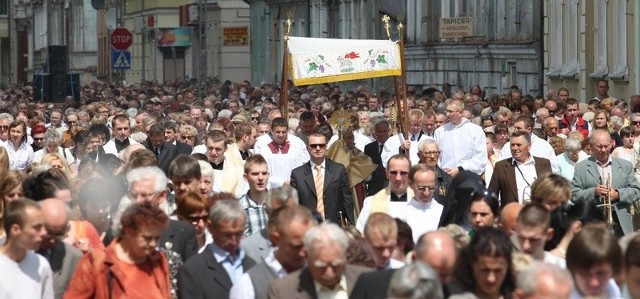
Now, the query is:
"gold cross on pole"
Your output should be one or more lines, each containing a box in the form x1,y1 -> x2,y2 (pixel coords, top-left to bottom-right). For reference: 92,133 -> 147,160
382,15 -> 391,40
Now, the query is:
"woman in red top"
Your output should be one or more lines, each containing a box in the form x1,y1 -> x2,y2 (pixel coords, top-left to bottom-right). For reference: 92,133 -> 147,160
64,202 -> 172,299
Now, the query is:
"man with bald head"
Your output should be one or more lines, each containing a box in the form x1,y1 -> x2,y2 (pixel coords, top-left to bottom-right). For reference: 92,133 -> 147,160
499,202 -> 522,236
38,199 -> 82,299
351,230 -> 458,299
414,231 -> 457,285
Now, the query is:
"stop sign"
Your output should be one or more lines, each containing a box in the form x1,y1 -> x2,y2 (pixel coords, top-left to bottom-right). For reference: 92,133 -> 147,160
111,27 -> 133,50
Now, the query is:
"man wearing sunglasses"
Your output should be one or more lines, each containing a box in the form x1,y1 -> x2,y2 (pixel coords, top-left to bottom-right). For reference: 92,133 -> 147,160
291,133 -> 354,225
0,112 -> 13,146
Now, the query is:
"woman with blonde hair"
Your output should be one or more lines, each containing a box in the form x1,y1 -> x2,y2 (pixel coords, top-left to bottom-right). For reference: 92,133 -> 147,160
41,152 -> 74,179
590,110 -> 612,132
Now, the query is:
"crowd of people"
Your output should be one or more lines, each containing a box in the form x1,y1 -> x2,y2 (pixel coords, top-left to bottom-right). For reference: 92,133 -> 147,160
1,78 -> 640,298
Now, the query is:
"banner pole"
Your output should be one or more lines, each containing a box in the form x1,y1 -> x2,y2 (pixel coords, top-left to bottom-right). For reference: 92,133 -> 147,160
280,12 -> 293,119
383,15 -> 404,136
398,18 -> 409,141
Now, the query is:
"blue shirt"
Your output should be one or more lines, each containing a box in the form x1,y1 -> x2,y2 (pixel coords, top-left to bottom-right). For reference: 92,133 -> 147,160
208,243 -> 246,284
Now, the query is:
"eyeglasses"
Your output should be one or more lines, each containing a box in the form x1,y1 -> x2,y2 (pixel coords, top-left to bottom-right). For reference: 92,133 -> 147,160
309,143 -> 327,149
632,121 -> 640,126
68,121 -> 77,126
251,117 -> 259,120
0,126 -> 8,130
33,137 -> 44,141
414,185 -> 436,192
548,109 -> 557,113
421,151 -> 441,156
128,191 -> 159,200
187,215 -> 208,225
389,171 -> 409,177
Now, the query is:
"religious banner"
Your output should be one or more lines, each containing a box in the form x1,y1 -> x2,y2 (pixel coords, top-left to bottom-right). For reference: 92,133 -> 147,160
287,36 -> 402,85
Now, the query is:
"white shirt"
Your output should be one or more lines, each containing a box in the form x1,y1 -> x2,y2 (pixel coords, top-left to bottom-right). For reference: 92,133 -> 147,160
356,192 -> 410,232
569,278 -> 621,299
514,156 -> 537,204
33,147 -> 76,165
396,198 -> 444,243
501,134 -> 558,173
102,137 -> 139,156
381,132 -> 434,168
229,248 -> 289,299
0,251 -> 54,299
435,119 -> 487,175
4,141 -> 34,170
386,258 -> 405,270
253,133 -> 309,188
543,251 -> 566,268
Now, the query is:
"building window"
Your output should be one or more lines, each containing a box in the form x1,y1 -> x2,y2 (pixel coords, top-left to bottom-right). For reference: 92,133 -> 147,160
609,0 -> 628,80
560,0 -> 579,78
589,0 -> 608,78
0,0 -> 8,15
545,0 -> 564,78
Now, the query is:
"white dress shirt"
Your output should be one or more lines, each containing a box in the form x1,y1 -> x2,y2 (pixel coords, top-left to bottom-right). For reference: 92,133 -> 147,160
501,134 -> 558,173
434,119 -> 487,175
514,156 -> 537,204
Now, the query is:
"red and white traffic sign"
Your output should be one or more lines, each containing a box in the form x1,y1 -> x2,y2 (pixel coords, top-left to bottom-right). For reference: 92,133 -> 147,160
111,27 -> 133,50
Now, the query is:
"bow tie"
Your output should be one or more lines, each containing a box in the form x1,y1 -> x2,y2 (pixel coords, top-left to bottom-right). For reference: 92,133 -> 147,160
114,138 -> 130,152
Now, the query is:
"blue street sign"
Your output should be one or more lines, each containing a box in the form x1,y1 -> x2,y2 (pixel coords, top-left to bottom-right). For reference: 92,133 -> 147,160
112,50 -> 131,70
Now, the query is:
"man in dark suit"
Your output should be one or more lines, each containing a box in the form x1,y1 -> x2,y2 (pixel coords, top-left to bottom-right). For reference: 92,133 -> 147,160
364,119 -> 390,196
290,133 -> 355,224
178,199 -> 256,298
162,121 -> 192,155
39,199 -> 82,299
145,123 -> 178,175
489,130 -> 552,208
268,222 -> 371,298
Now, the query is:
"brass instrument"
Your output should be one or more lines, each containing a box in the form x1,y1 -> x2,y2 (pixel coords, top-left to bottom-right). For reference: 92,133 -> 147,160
597,174 -> 615,228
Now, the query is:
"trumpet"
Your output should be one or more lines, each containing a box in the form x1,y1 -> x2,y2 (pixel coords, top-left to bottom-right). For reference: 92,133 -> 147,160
597,174 -> 615,228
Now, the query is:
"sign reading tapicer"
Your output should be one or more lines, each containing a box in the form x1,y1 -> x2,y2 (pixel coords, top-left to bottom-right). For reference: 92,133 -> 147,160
111,27 -> 133,50
439,17 -> 473,39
